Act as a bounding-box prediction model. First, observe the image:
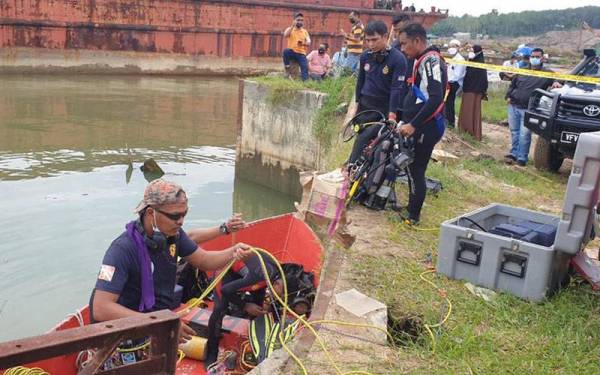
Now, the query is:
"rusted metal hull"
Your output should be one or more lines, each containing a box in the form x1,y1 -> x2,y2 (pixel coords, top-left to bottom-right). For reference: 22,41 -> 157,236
0,0 -> 446,61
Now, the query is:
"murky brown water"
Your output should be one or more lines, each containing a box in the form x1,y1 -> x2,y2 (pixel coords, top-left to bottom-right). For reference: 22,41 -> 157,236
0,75 -> 294,341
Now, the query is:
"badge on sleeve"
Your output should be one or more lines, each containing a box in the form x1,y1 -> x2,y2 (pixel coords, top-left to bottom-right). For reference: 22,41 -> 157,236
364,63 -> 370,72
382,65 -> 389,75
98,265 -> 116,282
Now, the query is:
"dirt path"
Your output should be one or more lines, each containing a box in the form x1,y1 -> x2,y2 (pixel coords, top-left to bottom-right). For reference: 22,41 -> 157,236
303,207 -> 418,374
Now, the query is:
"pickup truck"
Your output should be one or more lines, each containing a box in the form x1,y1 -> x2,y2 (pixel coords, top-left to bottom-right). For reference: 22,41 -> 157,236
524,49 -> 600,171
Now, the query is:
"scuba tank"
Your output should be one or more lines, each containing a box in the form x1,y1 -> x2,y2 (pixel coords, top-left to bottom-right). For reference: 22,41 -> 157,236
369,174 -> 395,211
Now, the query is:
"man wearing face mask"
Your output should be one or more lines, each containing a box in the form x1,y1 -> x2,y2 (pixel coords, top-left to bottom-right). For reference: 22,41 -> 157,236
307,43 -> 332,80
90,179 -> 253,345
444,39 -> 466,128
283,12 -> 311,81
505,47 -> 561,166
348,20 -> 407,164
340,10 -> 364,73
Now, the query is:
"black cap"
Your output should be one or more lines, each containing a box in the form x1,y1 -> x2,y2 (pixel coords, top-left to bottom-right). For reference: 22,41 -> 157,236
294,12 -> 304,18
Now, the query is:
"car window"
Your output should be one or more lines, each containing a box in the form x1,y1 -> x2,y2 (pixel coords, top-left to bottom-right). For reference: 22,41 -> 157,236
580,57 -> 599,78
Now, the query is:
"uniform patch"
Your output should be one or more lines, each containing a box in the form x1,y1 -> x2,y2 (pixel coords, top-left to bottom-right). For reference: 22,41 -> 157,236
425,58 -> 442,83
398,75 -> 405,81
169,244 -> 176,258
382,65 -> 389,75
98,265 -> 116,282
364,63 -> 370,72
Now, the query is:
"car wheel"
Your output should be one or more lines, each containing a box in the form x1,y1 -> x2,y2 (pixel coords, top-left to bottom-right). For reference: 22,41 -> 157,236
533,136 -> 564,172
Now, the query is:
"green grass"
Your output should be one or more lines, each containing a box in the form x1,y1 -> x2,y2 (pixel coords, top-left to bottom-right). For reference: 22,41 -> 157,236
325,131 -> 599,374
254,76 -> 356,152
456,88 -> 508,124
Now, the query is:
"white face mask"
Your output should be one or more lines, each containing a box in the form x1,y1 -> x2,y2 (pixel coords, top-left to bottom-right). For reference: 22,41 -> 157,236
152,210 -> 163,234
448,47 -> 458,56
468,51 -> 476,60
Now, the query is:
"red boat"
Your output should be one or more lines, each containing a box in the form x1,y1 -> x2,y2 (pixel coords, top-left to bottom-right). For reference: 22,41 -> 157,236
0,213 -> 324,375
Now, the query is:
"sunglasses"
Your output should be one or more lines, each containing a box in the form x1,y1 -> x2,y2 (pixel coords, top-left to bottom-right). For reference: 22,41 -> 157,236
153,207 -> 188,221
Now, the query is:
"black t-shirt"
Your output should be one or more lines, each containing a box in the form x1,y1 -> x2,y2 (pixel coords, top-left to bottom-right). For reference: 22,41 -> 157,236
90,225 -> 197,320
506,70 -> 554,109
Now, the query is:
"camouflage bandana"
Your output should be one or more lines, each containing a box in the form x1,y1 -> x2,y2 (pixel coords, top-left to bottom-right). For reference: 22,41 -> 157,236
134,179 -> 186,213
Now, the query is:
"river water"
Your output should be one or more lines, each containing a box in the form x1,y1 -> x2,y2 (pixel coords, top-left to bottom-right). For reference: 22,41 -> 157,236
0,75 -> 294,342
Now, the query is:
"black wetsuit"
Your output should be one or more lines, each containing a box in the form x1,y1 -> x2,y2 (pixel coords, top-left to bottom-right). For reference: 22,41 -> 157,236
205,254 -> 278,368
401,47 -> 447,222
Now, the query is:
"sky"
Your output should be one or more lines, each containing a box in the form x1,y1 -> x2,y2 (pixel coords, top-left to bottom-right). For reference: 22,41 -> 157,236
412,0 -> 598,17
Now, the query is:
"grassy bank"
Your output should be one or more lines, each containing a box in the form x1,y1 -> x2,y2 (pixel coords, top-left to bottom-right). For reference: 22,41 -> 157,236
253,75 -> 356,153
325,131 -> 599,374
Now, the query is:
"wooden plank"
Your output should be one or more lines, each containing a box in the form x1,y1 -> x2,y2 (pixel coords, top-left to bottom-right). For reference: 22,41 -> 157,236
0,310 -> 179,371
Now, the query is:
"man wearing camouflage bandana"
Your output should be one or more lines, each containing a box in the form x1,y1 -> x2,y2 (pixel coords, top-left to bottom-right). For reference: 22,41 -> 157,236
90,179 -> 252,344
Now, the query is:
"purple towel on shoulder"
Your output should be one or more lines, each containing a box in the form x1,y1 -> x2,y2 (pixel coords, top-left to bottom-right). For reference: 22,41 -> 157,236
126,221 -> 155,312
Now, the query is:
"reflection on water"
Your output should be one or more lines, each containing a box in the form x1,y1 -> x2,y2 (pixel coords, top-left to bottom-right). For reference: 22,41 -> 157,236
0,75 -> 294,342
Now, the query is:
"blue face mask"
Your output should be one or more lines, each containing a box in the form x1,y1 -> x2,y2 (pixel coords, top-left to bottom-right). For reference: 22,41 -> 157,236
530,57 -> 542,67
518,60 -> 530,68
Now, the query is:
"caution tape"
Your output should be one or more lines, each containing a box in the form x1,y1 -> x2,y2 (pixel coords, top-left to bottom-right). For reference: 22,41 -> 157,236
449,59 -> 600,85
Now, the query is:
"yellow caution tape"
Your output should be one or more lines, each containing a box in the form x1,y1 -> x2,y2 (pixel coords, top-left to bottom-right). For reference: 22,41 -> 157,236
449,59 -> 600,85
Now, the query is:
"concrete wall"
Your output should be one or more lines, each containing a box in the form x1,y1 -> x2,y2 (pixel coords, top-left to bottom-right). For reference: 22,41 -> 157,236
0,47 -> 281,75
237,80 -> 327,195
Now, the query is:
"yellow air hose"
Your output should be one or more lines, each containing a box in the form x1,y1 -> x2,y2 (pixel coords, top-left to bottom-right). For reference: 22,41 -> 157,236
419,269 -> 453,354
6,248 -> 452,375
4,367 -> 50,375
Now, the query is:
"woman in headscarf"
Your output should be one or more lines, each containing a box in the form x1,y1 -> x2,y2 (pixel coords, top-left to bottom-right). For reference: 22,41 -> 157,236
458,45 -> 488,141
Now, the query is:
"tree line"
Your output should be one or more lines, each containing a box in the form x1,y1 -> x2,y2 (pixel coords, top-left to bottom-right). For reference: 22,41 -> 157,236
430,6 -> 600,37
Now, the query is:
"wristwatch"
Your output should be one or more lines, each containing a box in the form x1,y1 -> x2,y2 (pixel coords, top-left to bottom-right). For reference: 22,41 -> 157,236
219,222 -> 230,235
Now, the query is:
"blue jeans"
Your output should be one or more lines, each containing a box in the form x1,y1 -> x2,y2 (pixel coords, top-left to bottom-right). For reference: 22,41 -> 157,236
283,49 -> 308,81
342,53 -> 360,73
508,104 -> 531,163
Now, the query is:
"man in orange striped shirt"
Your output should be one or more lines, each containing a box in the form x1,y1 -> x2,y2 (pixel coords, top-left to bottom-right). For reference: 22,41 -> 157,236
340,10 -> 364,73
283,12 -> 311,81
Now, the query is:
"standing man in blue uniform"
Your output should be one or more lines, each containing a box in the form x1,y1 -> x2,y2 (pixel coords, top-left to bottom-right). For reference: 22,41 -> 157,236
348,20 -> 407,164
397,23 -> 448,225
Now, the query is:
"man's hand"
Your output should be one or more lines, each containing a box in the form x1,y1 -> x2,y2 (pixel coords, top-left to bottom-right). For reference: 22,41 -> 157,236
178,320 -> 195,344
399,123 -> 416,137
232,243 -> 252,262
387,118 -> 398,130
226,213 -> 246,233
551,81 -> 563,89
244,303 -> 267,317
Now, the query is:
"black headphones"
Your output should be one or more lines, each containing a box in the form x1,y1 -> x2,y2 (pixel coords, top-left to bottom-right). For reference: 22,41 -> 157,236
368,48 -> 390,64
135,213 -> 178,253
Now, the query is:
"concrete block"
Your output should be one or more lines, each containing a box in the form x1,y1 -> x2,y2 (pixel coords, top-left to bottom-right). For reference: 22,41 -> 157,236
335,288 -> 386,317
